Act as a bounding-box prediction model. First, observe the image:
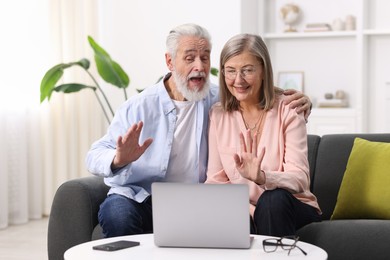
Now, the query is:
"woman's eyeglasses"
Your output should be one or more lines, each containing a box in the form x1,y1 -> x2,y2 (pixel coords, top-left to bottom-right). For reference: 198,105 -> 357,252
262,236 -> 307,256
222,66 -> 258,80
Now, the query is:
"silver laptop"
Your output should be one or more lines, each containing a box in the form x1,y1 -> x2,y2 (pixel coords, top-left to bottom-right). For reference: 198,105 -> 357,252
152,182 -> 251,249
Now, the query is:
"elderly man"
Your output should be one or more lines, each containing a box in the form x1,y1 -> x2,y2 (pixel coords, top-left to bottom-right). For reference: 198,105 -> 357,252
86,23 -> 312,238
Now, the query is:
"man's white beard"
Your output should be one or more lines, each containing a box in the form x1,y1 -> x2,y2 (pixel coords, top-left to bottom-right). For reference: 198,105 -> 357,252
172,71 -> 210,101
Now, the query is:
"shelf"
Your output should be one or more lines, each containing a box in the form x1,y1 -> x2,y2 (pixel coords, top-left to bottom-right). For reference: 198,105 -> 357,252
262,30 -> 390,39
264,31 -> 357,40
363,29 -> 390,36
311,108 -> 356,117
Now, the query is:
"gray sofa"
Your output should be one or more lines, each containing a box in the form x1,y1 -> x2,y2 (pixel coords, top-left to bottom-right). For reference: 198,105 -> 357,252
47,133 -> 390,260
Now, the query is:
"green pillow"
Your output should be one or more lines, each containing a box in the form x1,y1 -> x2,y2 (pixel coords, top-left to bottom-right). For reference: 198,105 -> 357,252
331,137 -> 390,219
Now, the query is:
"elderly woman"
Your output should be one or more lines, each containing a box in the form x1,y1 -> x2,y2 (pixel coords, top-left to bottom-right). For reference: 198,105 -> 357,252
206,33 -> 321,236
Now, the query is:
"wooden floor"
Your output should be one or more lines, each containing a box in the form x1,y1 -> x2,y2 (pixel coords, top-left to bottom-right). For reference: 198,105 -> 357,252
0,217 -> 48,260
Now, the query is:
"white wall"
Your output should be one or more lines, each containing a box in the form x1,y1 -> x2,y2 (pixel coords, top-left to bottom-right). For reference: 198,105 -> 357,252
97,0 -> 251,110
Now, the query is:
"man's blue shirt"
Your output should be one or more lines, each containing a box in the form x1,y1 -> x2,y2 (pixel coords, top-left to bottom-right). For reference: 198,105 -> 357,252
85,74 -> 219,202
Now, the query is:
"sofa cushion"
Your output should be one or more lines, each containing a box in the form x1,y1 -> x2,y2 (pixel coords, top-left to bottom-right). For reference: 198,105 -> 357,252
312,134 -> 390,220
331,138 -> 390,219
307,135 -> 321,192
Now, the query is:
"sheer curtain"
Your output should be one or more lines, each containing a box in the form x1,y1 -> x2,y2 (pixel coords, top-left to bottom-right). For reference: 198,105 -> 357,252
0,0 -> 104,229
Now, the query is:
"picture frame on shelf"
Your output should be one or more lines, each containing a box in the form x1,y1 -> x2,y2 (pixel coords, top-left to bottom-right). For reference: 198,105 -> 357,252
277,71 -> 304,92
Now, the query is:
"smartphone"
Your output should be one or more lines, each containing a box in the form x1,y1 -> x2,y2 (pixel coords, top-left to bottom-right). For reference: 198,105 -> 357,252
92,240 -> 140,251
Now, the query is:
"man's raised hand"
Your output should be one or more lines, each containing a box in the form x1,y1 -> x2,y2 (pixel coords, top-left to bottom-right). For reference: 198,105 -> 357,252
111,121 -> 153,169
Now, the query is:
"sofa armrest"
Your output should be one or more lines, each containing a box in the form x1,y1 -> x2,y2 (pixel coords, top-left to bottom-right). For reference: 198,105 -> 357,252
47,176 -> 109,260
298,219 -> 390,260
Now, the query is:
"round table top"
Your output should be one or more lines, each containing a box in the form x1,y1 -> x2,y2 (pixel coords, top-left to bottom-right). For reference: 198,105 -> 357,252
64,233 -> 327,260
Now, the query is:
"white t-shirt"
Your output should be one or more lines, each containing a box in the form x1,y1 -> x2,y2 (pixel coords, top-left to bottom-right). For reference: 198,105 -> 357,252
165,100 -> 197,183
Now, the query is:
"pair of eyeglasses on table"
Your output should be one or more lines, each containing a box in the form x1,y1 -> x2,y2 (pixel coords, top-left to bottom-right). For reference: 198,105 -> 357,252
262,236 -> 307,256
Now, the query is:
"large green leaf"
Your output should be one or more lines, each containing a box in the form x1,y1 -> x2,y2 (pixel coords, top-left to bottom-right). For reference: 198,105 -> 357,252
40,63 -> 70,102
54,83 -> 96,93
88,36 -> 130,89
40,61 -> 92,102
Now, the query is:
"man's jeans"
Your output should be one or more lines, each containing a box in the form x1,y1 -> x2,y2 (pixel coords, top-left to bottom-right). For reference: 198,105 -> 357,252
98,194 -> 153,238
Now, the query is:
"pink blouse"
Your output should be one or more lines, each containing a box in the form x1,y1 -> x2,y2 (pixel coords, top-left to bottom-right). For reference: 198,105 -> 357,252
206,95 -> 321,216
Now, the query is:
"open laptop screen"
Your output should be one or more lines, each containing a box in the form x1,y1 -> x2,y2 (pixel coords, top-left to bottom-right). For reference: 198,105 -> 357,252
152,183 -> 251,249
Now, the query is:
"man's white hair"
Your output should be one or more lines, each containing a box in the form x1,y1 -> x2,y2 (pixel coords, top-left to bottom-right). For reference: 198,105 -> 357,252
166,23 -> 212,60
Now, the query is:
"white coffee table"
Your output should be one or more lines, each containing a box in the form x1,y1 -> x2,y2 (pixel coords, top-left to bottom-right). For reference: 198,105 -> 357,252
64,234 -> 327,260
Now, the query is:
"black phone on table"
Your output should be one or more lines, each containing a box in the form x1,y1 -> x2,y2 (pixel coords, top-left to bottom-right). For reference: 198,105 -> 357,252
92,240 -> 140,251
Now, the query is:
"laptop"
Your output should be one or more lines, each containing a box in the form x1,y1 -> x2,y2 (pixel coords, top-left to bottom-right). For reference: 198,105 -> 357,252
151,182 -> 251,249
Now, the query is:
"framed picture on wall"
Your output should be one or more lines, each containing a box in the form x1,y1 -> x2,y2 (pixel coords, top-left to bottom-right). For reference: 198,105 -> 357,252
277,71 -> 304,92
